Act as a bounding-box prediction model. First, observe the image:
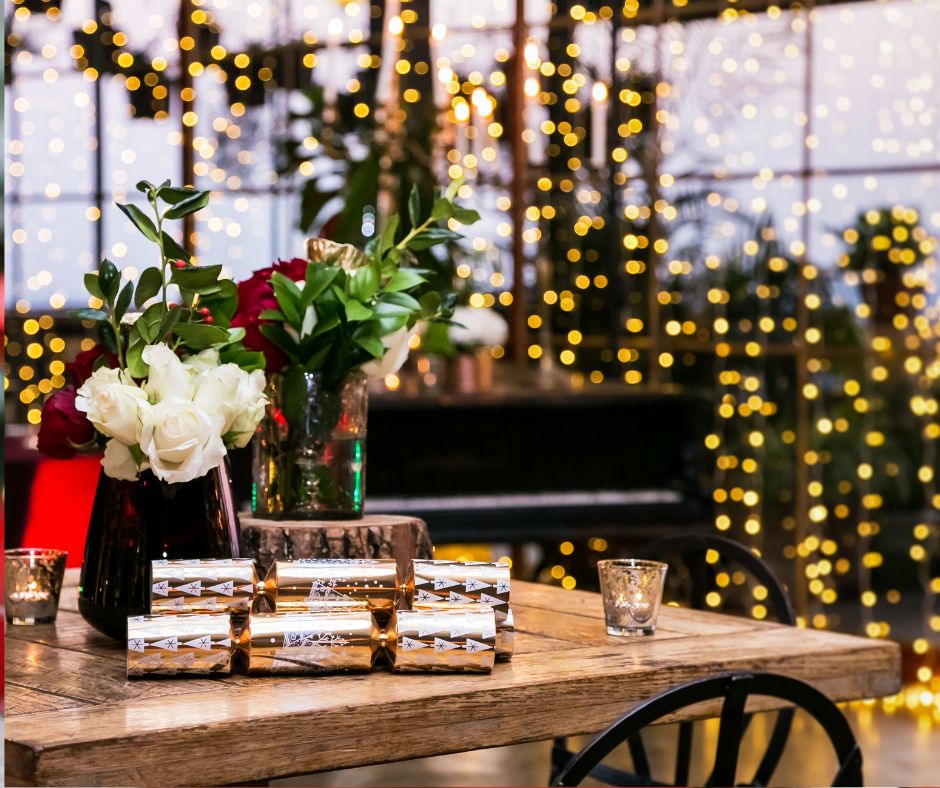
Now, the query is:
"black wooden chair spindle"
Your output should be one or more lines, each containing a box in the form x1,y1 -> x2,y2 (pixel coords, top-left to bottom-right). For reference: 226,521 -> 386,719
552,534 -> 799,787
551,673 -> 863,788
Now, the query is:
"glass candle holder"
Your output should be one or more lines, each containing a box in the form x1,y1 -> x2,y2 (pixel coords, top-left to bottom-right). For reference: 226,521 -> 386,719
5,548 -> 68,625
597,559 -> 668,636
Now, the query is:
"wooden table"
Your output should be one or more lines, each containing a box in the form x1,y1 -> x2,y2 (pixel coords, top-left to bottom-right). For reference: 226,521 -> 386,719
5,572 -> 900,787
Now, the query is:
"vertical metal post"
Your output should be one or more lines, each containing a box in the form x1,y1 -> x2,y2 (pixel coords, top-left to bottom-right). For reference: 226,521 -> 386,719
92,0 -> 106,262
508,0 -> 528,364
792,2 -> 816,619
644,0 -> 666,386
178,0 -> 196,252
606,11 -> 622,357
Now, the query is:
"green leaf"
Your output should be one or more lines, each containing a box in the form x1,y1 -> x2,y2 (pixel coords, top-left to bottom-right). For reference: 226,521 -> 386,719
99,259 -> 120,301
376,314 -> 409,335
134,303 -> 165,344
259,324 -> 299,359
83,273 -> 104,300
198,279 -> 238,325
97,322 -> 118,354
71,308 -> 109,322
302,345 -> 332,373
115,281 -> 133,321
224,327 -> 246,345
452,206 -> 481,225
379,214 -> 400,254
158,307 -> 182,338
259,309 -> 286,322
431,197 -> 454,222
348,264 -> 379,302
407,184 -> 421,228
382,291 -> 422,311
419,291 -> 443,317
281,365 -> 309,429
355,334 -> 386,358
344,299 -> 373,322
310,313 -> 341,338
116,202 -> 159,242
302,265 -> 339,307
219,347 -> 266,372
407,227 -> 462,250
445,177 -> 463,201
170,264 -> 223,290
271,272 -> 302,326
135,267 -> 164,308
135,180 -> 154,195
164,190 -> 210,220
158,186 -> 200,205
126,340 -> 148,378
172,323 -> 231,349
384,269 -> 426,293
161,231 -> 191,264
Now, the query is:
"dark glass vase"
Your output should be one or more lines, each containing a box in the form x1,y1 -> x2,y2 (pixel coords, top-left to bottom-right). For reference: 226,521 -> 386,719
78,463 -> 239,641
252,371 -> 367,520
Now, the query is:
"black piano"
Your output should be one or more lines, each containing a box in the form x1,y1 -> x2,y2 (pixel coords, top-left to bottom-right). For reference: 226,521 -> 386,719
363,384 -> 712,544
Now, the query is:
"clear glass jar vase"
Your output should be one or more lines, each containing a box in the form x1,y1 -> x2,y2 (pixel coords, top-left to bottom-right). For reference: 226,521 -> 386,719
253,370 -> 367,520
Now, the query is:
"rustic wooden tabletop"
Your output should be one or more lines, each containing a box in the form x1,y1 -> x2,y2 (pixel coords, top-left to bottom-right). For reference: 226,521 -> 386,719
4,569 -> 900,787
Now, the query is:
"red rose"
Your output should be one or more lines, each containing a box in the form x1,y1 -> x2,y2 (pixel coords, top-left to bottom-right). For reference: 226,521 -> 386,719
272,257 -> 308,281
37,386 -> 97,459
66,344 -> 118,387
232,258 -> 309,373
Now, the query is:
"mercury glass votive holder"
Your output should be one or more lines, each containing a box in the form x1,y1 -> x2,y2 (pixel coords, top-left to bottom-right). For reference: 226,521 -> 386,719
598,559 -> 668,636
5,548 -> 68,625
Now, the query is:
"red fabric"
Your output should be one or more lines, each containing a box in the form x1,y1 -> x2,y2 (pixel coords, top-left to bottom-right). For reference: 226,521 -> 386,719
22,456 -> 100,568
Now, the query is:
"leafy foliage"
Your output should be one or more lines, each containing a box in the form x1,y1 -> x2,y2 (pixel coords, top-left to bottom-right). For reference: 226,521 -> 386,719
261,180 -> 479,388
72,180 -> 264,378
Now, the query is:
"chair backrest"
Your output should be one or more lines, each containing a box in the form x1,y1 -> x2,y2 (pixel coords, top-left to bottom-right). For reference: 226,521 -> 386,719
552,672 -> 863,788
639,533 -> 796,625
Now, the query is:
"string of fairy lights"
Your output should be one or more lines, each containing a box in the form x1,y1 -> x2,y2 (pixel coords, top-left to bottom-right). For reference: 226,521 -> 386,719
4,0 -> 940,719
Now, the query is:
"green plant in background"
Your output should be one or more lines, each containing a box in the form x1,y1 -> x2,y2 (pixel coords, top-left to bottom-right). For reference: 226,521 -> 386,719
838,206 -> 934,328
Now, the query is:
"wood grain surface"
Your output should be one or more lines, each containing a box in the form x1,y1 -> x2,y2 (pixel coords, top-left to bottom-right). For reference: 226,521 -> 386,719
4,569 -> 901,787
239,513 -> 433,576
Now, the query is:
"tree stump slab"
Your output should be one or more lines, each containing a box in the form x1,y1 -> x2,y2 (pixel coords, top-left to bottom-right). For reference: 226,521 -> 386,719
239,514 -> 433,577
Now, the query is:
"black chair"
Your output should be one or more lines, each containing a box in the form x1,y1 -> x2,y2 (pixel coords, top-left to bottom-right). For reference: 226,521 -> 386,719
552,672 -> 863,787
551,534 -> 797,786
639,533 -> 796,626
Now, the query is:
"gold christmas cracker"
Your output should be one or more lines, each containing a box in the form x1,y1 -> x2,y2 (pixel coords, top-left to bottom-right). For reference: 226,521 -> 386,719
127,613 -> 236,676
412,603 -> 514,661
262,558 -> 404,614
151,558 -> 258,615
410,560 -> 511,618
387,608 -> 497,673
245,610 -> 382,674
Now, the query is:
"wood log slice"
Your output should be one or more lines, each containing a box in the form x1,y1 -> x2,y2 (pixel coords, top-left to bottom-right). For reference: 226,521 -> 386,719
239,513 -> 433,577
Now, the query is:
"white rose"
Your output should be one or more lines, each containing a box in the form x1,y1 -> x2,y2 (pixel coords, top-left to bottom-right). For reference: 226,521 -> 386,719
226,369 -> 268,448
139,397 -> 226,484
143,344 -> 197,402
361,325 -> 420,377
101,438 -> 148,481
75,367 -> 149,445
182,348 -> 221,375
193,365 -> 268,449
450,306 -> 508,349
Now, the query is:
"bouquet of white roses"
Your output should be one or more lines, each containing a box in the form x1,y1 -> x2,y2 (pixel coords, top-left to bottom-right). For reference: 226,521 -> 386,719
38,181 -> 267,485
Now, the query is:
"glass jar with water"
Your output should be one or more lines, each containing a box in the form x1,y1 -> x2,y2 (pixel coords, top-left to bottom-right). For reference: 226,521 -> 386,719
253,370 -> 367,519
